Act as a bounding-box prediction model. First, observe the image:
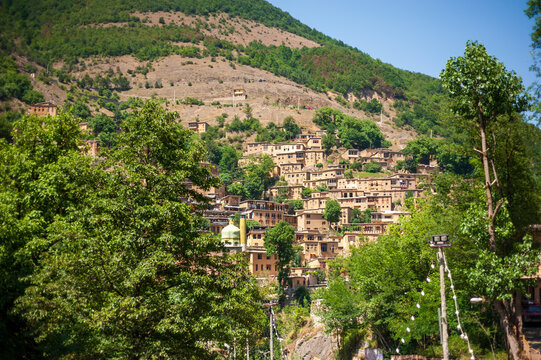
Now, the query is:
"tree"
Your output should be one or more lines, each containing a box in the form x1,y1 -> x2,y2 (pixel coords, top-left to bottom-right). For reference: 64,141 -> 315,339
5,102 -> 264,358
323,199 -> 341,228
301,186 -> 313,199
441,41 -> 533,359
337,116 -> 386,151
363,161 -> 382,173
283,116 -> 300,140
219,145 -> 240,184
227,181 -> 246,197
264,221 -> 296,303
244,171 -> 264,199
322,133 -> 338,155
316,276 -> 361,348
526,1 -> 541,124
402,136 -> 439,165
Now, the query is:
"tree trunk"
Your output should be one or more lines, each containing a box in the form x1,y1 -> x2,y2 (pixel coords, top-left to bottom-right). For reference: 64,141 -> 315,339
478,112 -> 524,358
494,299 -> 522,360
478,118 -> 497,252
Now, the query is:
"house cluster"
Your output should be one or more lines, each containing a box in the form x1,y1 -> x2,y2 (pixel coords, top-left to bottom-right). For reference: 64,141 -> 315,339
198,133 -> 430,289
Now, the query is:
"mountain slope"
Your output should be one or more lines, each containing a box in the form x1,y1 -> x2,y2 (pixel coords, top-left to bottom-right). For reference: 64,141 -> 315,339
0,0 -> 446,135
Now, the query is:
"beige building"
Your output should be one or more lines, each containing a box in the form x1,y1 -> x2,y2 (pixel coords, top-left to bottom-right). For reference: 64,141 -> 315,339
29,102 -> 57,117
240,200 -> 288,227
247,248 -> 278,278
304,150 -> 326,167
360,148 -> 405,167
371,210 -> 410,223
81,140 -> 99,156
188,121 -> 209,134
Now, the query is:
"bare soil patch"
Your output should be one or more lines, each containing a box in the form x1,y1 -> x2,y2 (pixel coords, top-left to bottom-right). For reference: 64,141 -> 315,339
90,11 -> 320,49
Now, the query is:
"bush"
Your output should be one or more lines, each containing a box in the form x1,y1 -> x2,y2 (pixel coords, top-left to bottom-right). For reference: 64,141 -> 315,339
363,161 -> 382,173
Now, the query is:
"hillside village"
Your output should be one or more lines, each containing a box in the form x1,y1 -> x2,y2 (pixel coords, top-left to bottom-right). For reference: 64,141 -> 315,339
31,100 -> 433,290
186,117 -> 434,289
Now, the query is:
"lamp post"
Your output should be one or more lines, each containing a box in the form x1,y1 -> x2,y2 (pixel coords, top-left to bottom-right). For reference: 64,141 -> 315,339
427,234 -> 455,360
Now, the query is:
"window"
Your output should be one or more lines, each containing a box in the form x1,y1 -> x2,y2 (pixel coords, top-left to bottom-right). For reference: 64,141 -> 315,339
257,254 -> 262,260
266,265 -> 271,271
255,264 -> 258,271
266,256 -> 270,260
321,244 -> 327,252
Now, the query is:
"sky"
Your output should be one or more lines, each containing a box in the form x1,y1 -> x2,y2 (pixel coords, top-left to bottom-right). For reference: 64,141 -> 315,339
267,0 -> 537,89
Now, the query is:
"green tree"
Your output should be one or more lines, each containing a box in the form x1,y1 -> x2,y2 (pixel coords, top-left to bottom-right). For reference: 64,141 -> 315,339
264,221 -> 296,303
301,186 -> 313,199
363,161 -> 382,173
322,133 -> 338,155
402,136 -> 439,165
337,116 -> 387,151
316,276 -> 361,348
5,102 -> 264,359
323,199 -> 341,228
227,181 -> 247,197
283,116 -> 300,140
219,145 -> 240,184
441,41 -> 533,359
244,171 -> 264,199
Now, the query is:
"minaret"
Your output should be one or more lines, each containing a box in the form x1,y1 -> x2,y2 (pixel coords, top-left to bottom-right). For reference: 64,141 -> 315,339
240,215 -> 247,250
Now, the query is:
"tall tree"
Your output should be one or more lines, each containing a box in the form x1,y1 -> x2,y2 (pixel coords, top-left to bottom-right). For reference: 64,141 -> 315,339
264,221 -> 296,304
323,199 -> 342,228
440,41 -> 534,359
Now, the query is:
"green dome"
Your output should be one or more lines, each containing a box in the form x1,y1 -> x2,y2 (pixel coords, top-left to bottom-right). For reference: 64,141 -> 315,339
221,223 -> 240,241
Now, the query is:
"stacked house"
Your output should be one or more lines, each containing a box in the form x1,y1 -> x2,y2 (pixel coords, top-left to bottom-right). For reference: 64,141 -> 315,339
199,132 -> 431,288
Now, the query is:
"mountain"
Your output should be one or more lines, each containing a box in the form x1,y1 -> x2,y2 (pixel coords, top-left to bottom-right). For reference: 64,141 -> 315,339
0,0 -> 446,136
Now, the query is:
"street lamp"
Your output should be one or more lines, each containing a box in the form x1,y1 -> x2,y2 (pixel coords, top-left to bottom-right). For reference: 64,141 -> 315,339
427,234 -> 456,360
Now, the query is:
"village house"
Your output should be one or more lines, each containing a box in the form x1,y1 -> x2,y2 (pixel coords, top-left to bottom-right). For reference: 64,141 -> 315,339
289,267 -> 318,288
309,168 -> 345,181
188,121 -> 209,134
268,184 -> 303,201
217,195 -> 243,211
303,178 -> 338,190
240,200 -> 288,227
279,162 -> 304,174
246,226 -> 267,247
303,149 -> 326,167
283,170 -> 310,186
360,148 -> 405,168
80,140 -> 99,156
247,248 -> 278,278
371,210 -> 410,223
29,102 -> 57,117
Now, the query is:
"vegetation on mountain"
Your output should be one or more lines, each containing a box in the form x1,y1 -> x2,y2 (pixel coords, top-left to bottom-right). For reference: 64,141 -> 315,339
0,0 -> 446,135
313,107 -> 390,150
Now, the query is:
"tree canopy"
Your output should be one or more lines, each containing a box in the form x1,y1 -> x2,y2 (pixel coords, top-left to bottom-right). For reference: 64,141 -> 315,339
0,101 -> 264,358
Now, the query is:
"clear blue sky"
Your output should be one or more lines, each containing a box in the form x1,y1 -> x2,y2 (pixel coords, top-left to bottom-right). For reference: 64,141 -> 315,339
267,0 -> 537,89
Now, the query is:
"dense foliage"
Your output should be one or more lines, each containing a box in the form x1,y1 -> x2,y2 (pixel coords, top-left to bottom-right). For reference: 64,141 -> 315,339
0,101 -> 265,358
313,107 -> 390,150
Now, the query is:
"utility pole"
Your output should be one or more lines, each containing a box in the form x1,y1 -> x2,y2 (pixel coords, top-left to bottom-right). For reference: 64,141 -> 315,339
438,248 -> 449,360
427,234 -> 455,360
269,309 -> 273,360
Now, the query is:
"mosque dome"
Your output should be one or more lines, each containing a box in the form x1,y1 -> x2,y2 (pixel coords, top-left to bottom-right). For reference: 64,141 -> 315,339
221,221 -> 240,242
